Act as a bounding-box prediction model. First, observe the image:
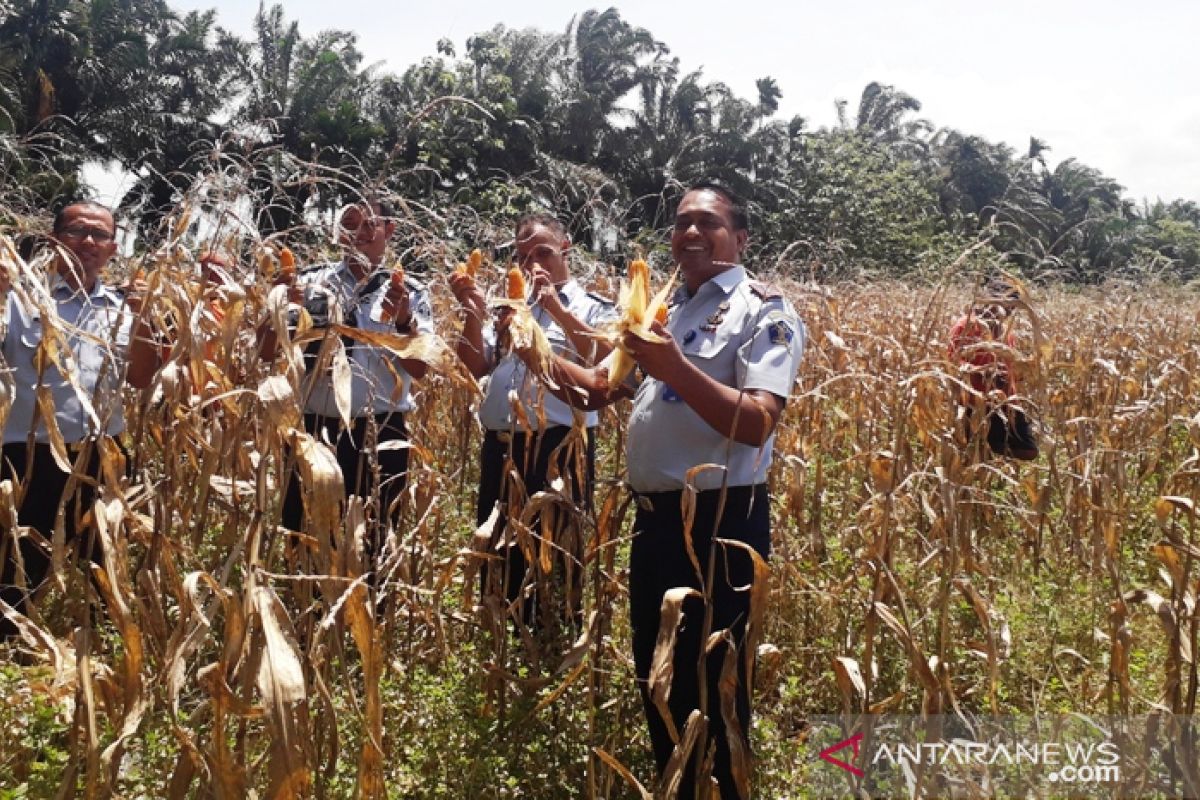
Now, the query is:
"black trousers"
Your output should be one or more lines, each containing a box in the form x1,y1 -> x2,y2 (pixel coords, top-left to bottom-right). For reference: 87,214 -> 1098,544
964,404 -> 1038,458
629,484 -> 770,800
0,441 -> 103,639
282,412 -> 409,575
985,407 -> 1037,456
477,426 -> 595,630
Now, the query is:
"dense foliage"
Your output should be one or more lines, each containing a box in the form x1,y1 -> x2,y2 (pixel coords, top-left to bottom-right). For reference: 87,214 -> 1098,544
1,2 -> 1198,280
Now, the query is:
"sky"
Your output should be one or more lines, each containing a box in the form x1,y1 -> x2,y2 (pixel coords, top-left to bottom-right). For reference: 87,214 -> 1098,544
134,0 -> 1199,205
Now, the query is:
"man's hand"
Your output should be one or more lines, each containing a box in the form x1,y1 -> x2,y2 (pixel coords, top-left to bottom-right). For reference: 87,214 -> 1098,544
273,271 -> 304,305
450,271 -> 486,318
621,320 -> 685,383
124,275 -> 150,313
381,279 -> 412,329
529,265 -> 566,320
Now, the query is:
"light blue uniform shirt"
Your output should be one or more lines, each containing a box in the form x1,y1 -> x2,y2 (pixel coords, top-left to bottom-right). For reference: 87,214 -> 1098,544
297,261 -> 433,417
2,279 -> 133,444
626,266 -> 805,493
478,279 -> 616,431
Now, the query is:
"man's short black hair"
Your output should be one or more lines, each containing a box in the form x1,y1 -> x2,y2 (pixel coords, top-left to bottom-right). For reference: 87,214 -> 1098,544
684,180 -> 749,232
349,197 -> 396,220
52,200 -> 115,234
372,198 -> 396,220
515,212 -> 567,240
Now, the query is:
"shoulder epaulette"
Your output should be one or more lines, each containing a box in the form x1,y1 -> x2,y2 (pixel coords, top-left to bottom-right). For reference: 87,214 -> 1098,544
748,280 -> 783,301
586,290 -> 614,306
298,262 -> 329,275
404,275 -> 426,293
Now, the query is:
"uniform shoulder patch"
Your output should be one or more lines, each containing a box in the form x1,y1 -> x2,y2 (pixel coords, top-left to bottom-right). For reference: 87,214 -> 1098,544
767,318 -> 795,346
748,280 -> 783,301
586,290 -> 614,306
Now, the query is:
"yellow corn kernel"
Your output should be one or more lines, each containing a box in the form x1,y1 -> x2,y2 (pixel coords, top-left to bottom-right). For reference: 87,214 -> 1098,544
467,248 -> 483,277
654,304 -> 668,325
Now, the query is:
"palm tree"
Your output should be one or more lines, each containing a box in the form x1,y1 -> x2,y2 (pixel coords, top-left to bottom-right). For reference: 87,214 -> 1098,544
854,81 -> 932,158
236,2 -> 382,233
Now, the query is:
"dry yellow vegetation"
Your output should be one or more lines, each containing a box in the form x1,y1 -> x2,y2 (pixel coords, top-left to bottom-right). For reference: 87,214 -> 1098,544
1,212 -> 1198,797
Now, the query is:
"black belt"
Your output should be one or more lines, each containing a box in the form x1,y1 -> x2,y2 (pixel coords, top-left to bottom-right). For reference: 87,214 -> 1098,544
484,425 -> 576,445
633,483 -> 766,513
304,411 -> 404,425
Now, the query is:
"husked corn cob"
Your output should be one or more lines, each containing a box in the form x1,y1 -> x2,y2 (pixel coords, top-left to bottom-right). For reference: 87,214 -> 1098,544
654,303 -> 669,325
605,258 -> 676,385
279,247 -> 296,282
380,264 -> 407,323
607,260 -> 649,385
506,265 -> 527,300
453,248 -> 484,281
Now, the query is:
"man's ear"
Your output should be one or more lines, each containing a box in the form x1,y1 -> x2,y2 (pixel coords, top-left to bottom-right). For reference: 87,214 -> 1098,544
560,235 -> 572,255
384,220 -> 398,239
735,229 -> 748,254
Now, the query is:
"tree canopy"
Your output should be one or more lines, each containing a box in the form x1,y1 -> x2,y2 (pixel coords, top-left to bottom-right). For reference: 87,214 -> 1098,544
1,1 -> 1196,281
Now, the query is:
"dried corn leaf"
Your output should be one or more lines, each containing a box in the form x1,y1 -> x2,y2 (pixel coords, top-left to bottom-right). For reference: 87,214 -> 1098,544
716,633 -> 751,800
715,537 -> 771,685
252,585 -> 311,798
658,708 -> 708,800
833,656 -> 867,706
594,748 -> 652,800
650,587 -> 703,744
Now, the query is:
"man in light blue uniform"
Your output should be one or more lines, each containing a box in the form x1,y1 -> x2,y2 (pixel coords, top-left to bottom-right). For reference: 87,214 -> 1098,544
528,183 -> 804,798
452,213 -> 615,630
276,199 -> 432,579
1,201 -> 161,638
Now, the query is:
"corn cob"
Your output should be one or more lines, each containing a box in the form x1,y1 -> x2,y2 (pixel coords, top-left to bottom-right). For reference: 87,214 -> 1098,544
380,264 -> 406,323
506,265 -> 527,300
605,258 -> 676,385
654,303 -> 669,326
279,247 -> 296,282
453,248 -> 484,281
606,260 -> 649,385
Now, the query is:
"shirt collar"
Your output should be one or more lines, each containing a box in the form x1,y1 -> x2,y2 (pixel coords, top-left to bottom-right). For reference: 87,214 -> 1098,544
557,278 -> 582,306
673,264 -> 746,304
51,274 -> 118,303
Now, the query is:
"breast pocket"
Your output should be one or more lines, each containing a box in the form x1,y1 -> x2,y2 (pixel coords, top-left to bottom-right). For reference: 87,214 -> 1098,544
680,325 -> 737,381
682,325 -> 733,359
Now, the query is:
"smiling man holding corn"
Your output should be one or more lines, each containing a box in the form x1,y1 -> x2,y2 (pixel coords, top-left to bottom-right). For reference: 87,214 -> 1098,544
524,182 -> 805,798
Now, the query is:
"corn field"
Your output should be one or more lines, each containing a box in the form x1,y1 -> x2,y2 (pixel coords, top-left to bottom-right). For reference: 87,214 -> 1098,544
1,160 -> 1199,799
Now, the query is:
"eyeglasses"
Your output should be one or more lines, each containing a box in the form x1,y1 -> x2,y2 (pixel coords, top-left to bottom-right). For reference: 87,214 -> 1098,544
57,226 -> 116,243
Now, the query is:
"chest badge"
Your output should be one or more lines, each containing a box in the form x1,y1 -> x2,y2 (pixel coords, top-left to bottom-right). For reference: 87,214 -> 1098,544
700,300 -> 731,332
662,384 -> 683,403
682,329 -> 698,346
